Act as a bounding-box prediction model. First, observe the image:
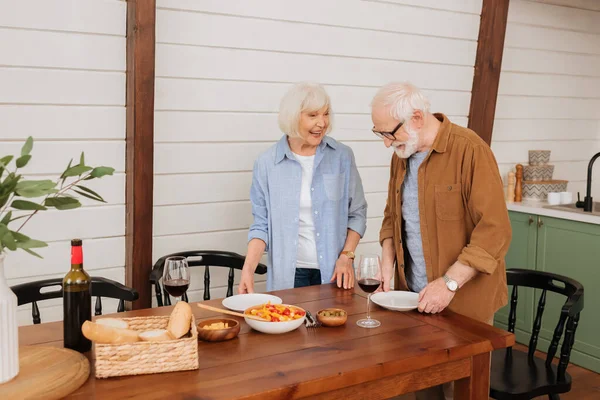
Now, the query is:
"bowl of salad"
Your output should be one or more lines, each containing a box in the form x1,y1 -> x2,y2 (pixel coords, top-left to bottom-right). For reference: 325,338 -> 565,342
244,303 -> 306,334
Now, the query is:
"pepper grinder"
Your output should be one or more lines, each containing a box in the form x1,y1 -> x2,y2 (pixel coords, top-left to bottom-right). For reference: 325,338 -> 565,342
515,164 -> 523,202
507,171 -> 516,203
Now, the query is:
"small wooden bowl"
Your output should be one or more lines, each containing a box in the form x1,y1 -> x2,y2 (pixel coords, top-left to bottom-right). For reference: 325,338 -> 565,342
197,318 -> 240,342
316,308 -> 347,327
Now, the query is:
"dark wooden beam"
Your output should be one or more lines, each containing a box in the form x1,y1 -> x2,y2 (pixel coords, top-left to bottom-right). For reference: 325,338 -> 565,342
125,0 -> 155,309
468,0 -> 510,145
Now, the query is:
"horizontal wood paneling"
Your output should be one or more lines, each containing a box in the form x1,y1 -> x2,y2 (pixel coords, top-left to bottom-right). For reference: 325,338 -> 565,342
364,0 -> 482,14
156,10 -> 477,66
0,106 -> 126,140
508,0 -> 600,33
155,44 -> 474,90
495,97 -> 600,119
4,237 -> 125,281
498,72 -> 600,98
492,141 -> 600,164
0,0 -> 126,35
502,48 -> 600,77
155,79 -> 471,115
0,141 -> 125,174
504,23 -> 600,55
0,68 -> 125,105
527,0 -> 600,12
0,28 -> 126,71
156,0 -> 480,40
154,112 -> 469,143
153,193 -> 387,237
492,119 -> 599,141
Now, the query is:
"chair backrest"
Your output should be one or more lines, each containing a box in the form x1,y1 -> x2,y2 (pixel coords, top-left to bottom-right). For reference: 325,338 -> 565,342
149,250 -> 268,306
505,268 -> 584,378
11,277 -> 139,324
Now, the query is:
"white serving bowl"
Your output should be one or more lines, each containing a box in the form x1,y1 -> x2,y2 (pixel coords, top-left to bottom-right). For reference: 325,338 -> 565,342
244,304 -> 306,334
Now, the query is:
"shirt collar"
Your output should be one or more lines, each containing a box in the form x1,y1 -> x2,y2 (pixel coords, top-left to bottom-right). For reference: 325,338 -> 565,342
431,113 -> 451,154
275,134 -> 337,164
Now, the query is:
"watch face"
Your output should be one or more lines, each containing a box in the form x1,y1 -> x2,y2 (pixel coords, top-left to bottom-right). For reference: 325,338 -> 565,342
447,281 -> 458,291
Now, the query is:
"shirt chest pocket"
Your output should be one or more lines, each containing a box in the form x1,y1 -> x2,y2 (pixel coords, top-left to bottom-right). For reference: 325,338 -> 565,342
323,173 -> 344,201
434,184 -> 464,221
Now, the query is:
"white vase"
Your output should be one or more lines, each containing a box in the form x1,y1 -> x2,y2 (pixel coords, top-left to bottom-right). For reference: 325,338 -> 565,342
0,253 -> 19,384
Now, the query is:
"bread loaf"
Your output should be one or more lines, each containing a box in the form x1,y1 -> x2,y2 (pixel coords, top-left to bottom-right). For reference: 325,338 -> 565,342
167,301 -> 193,339
81,321 -> 139,344
96,318 -> 129,330
139,329 -> 173,342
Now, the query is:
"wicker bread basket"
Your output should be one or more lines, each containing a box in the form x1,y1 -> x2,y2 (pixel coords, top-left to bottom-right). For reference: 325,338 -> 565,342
94,316 -> 198,378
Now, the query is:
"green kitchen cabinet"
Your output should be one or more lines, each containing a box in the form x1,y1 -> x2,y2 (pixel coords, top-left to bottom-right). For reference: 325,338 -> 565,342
494,211 -> 537,345
495,211 -> 600,373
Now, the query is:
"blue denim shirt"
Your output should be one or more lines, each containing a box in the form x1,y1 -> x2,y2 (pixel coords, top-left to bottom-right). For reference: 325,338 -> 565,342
248,135 -> 368,291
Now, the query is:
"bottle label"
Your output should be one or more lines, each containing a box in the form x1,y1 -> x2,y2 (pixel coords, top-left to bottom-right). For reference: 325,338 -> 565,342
71,246 -> 83,264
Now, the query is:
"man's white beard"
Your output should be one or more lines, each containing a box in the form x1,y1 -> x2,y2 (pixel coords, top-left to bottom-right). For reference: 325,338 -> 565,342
393,125 -> 419,159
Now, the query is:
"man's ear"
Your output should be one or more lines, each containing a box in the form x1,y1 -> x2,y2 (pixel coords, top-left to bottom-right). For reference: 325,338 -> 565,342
412,110 -> 425,129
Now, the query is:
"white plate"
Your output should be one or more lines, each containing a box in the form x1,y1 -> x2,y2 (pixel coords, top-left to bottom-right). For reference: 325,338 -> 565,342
221,293 -> 283,312
370,291 -> 419,312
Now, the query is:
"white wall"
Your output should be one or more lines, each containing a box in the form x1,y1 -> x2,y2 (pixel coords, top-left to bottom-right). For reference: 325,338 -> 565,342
492,0 -> 600,198
0,0 -> 127,325
153,0 -> 481,301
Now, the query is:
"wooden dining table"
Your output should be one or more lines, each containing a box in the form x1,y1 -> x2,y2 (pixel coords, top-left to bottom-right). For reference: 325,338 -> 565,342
19,284 -> 514,399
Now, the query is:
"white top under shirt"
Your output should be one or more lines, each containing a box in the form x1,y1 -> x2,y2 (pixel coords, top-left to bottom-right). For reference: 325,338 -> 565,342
294,153 -> 319,269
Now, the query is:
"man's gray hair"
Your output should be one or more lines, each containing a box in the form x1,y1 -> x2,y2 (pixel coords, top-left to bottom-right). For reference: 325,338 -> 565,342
278,82 -> 333,138
371,82 -> 431,122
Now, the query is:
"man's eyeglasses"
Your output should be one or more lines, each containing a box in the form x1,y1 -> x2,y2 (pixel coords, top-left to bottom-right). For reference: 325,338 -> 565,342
372,121 -> 403,140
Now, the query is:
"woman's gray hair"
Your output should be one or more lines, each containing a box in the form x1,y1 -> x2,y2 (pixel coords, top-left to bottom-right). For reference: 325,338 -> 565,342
370,82 -> 431,122
278,82 -> 333,138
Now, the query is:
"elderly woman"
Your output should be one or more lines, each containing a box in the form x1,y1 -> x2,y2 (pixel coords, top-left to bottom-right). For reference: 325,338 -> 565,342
239,82 -> 367,292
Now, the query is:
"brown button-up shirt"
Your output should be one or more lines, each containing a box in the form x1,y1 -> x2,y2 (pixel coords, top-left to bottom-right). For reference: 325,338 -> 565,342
379,113 -> 511,322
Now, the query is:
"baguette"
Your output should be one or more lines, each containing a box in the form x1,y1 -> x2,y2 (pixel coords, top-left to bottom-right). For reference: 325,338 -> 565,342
96,317 -> 129,330
139,329 -> 173,342
81,320 -> 139,344
167,301 -> 193,339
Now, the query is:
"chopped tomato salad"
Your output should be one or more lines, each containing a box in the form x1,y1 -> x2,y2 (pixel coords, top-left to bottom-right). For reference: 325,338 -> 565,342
246,303 -> 305,322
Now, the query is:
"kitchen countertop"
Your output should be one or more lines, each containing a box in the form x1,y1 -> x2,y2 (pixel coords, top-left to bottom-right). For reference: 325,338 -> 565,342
507,200 -> 600,225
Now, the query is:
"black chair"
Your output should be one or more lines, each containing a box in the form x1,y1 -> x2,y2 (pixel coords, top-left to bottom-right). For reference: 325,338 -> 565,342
11,277 -> 139,324
490,268 -> 584,400
150,250 -> 268,306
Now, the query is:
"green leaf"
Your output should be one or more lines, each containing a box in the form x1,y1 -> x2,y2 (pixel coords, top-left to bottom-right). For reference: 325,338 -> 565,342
22,248 -> 43,258
16,155 -> 32,168
12,231 -> 48,249
90,166 -> 115,179
0,156 -> 13,167
74,185 -> 105,202
1,211 -> 12,225
15,180 -> 58,198
0,223 -> 8,238
61,164 -> 92,178
45,196 -> 81,210
11,199 -> 47,211
21,137 -> 33,156
79,152 -> 85,166
1,230 -> 17,251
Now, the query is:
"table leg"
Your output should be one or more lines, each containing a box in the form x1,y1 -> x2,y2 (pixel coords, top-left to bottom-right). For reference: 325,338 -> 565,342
454,352 -> 491,399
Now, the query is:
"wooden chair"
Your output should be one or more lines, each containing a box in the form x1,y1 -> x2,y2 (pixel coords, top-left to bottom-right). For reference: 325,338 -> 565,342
11,277 -> 139,324
490,268 -> 584,400
150,250 -> 268,306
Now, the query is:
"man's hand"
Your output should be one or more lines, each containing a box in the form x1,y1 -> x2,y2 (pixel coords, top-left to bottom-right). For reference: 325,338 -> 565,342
330,254 -> 355,289
238,269 -> 255,294
417,278 -> 455,314
380,262 -> 394,292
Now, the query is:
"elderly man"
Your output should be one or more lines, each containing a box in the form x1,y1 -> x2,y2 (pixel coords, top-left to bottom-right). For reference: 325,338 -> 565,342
371,82 -> 511,399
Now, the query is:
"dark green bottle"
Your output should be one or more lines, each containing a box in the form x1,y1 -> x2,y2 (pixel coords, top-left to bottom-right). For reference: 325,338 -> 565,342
63,239 -> 92,352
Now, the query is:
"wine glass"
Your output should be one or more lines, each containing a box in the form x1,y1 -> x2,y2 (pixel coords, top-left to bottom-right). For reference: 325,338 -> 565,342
162,256 -> 190,303
355,254 -> 382,328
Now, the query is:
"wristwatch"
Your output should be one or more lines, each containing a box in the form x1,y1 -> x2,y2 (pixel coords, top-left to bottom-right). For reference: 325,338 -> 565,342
442,274 -> 459,292
340,251 -> 355,260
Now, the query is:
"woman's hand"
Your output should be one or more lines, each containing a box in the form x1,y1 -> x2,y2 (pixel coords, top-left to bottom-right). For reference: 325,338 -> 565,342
238,268 -> 255,294
330,254 -> 355,289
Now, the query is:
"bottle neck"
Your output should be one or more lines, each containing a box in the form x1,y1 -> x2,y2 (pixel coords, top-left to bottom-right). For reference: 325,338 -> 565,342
71,246 -> 83,270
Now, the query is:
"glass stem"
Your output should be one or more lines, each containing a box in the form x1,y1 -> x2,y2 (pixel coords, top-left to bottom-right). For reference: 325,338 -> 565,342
366,293 -> 371,320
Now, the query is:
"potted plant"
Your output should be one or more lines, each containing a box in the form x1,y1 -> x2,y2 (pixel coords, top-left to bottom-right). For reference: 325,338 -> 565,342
0,137 -> 114,384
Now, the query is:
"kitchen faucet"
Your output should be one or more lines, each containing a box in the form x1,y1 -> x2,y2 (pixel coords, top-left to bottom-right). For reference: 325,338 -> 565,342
576,151 -> 600,212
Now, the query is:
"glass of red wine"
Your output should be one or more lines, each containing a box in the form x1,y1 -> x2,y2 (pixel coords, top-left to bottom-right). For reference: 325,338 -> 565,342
356,254 -> 382,328
162,256 -> 190,303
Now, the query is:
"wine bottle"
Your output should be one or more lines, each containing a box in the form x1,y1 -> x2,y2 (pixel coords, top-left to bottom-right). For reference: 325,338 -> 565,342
63,239 -> 92,352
